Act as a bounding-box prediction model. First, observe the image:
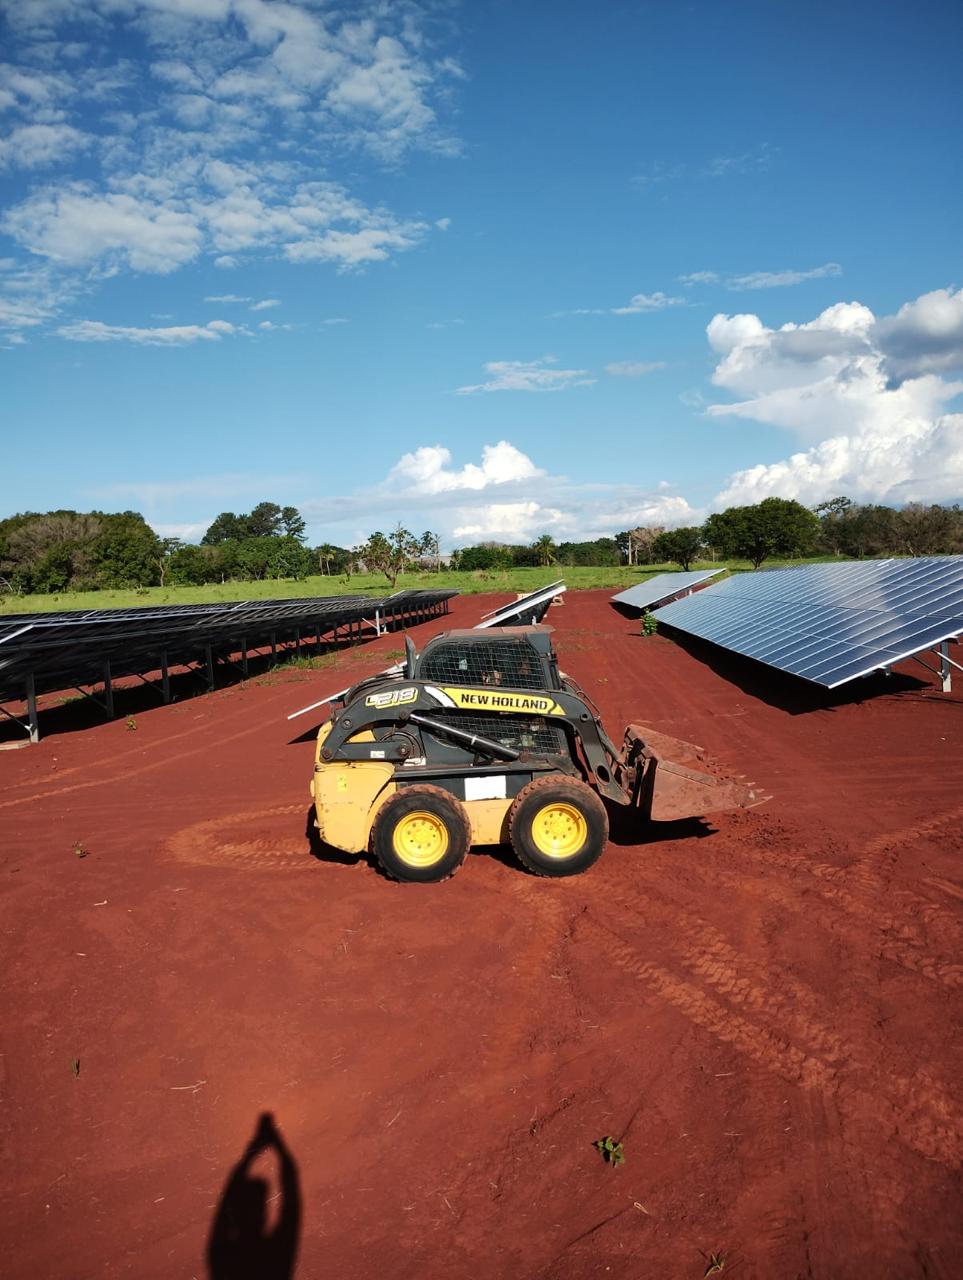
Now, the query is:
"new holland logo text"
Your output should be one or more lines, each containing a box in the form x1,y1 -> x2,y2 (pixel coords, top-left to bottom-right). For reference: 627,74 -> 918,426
365,686 -> 418,709
441,688 -> 563,715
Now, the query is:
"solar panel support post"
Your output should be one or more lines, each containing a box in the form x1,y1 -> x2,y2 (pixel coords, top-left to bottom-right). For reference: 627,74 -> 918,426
205,644 -> 214,692
295,626 -> 301,658
161,651 -> 171,703
26,673 -> 38,743
271,631 -> 277,663
240,640 -> 248,679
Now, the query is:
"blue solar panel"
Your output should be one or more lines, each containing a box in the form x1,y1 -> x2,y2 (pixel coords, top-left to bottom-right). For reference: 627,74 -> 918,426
652,557 -> 963,688
611,570 -> 725,612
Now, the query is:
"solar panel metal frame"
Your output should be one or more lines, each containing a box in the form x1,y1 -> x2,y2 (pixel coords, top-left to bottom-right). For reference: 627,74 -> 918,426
610,569 -> 725,612
652,557 -> 963,689
0,588 -> 459,738
475,581 -> 567,629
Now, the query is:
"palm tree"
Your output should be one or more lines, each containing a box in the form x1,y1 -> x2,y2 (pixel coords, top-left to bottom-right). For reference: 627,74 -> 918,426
532,534 -> 557,567
318,543 -> 335,575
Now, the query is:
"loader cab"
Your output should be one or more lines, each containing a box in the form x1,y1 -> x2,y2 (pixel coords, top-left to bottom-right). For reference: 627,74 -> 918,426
414,626 -> 560,692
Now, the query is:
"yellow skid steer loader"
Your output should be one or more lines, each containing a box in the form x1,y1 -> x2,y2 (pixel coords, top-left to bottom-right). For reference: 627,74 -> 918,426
310,626 -> 764,882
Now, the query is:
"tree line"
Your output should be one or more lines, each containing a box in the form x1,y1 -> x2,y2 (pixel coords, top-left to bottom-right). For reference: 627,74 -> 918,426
2,497 -> 962,595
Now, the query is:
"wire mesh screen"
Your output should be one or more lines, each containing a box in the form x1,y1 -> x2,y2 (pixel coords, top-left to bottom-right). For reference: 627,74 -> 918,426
426,711 -> 566,755
420,637 -> 548,689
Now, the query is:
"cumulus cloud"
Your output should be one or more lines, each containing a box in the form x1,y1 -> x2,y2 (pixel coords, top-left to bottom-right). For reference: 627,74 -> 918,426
708,289 -> 963,506
605,360 -> 666,377
58,317 -> 247,345
873,287 -> 963,385
296,440 -> 697,546
389,442 -> 544,493
456,357 -> 595,394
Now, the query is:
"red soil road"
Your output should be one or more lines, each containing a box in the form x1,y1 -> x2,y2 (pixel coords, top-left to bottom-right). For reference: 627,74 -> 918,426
1,589 -> 961,1280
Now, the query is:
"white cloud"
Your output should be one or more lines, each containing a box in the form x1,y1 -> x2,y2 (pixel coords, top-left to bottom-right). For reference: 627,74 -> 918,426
611,291 -> 686,315
605,360 -> 666,377
4,177 -> 430,277
704,144 -> 775,178
679,264 -> 843,290
58,317 -> 246,345
728,262 -> 842,290
389,441 -> 543,493
456,357 -> 595,394
0,122 -> 90,169
678,270 -> 720,286
249,297 -> 279,310
0,1 -> 460,330
298,440 -> 697,545
873,287 -> 963,385
204,292 -> 250,302
708,289 -> 963,506
5,185 -> 204,273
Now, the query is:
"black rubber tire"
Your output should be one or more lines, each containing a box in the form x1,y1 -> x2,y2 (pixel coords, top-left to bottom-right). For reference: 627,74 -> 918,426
369,785 -> 471,884
508,776 -> 609,878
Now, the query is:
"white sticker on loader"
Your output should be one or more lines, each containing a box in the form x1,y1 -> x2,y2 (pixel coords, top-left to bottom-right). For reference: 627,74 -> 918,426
464,774 -> 508,801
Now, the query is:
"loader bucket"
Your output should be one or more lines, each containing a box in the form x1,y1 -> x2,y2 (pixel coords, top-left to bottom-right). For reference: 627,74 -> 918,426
623,724 -> 768,822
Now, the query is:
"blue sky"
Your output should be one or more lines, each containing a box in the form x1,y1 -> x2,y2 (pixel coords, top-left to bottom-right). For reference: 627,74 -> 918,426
2,0 -> 962,549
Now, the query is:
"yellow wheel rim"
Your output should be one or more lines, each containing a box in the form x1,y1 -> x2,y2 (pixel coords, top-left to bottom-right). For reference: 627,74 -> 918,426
530,801 -> 588,859
393,811 -> 450,867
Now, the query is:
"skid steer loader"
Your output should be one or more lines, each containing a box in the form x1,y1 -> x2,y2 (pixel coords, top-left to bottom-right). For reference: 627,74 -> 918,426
309,626 -> 764,883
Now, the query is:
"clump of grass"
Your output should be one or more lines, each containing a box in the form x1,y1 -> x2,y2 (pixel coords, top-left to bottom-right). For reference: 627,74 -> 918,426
593,1135 -> 625,1166
71,1058 -> 81,1078
702,1251 -> 726,1275
125,715 -> 137,731
73,840 -> 89,859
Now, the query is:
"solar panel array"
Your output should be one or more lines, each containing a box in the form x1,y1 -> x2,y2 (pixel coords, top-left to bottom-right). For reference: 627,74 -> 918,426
475,581 -> 567,629
0,589 -> 458,712
610,569 -> 724,613
652,557 -> 963,688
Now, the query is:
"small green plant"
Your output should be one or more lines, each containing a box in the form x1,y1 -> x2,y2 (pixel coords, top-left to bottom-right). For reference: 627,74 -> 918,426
703,1252 -> 726,1275
641,612 -> 658,636
593,1135 -> 624,1166
71,1057 -> 81,1078
125,715 -> 137,731
73,841 -> 89,859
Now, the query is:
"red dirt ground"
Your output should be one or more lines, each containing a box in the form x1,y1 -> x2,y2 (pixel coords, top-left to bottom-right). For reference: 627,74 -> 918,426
2,589 -> 961,1280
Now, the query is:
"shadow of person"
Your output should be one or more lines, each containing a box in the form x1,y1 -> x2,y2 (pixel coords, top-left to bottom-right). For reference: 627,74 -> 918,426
207,1112 -> 301,1280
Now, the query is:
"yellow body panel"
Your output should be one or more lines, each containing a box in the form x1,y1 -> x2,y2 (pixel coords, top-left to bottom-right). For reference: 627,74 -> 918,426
466,797 -> 513,845
312,761 -> 396,853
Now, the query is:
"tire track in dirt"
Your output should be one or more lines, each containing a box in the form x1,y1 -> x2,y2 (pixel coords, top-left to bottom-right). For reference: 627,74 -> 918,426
163,803 -> 316,870
663,816 -> 963,992
589,879 -> 963,1168
585,916 -> 962,1170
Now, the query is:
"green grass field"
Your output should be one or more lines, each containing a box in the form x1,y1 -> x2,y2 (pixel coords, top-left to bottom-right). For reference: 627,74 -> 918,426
0,557 -> 843,616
